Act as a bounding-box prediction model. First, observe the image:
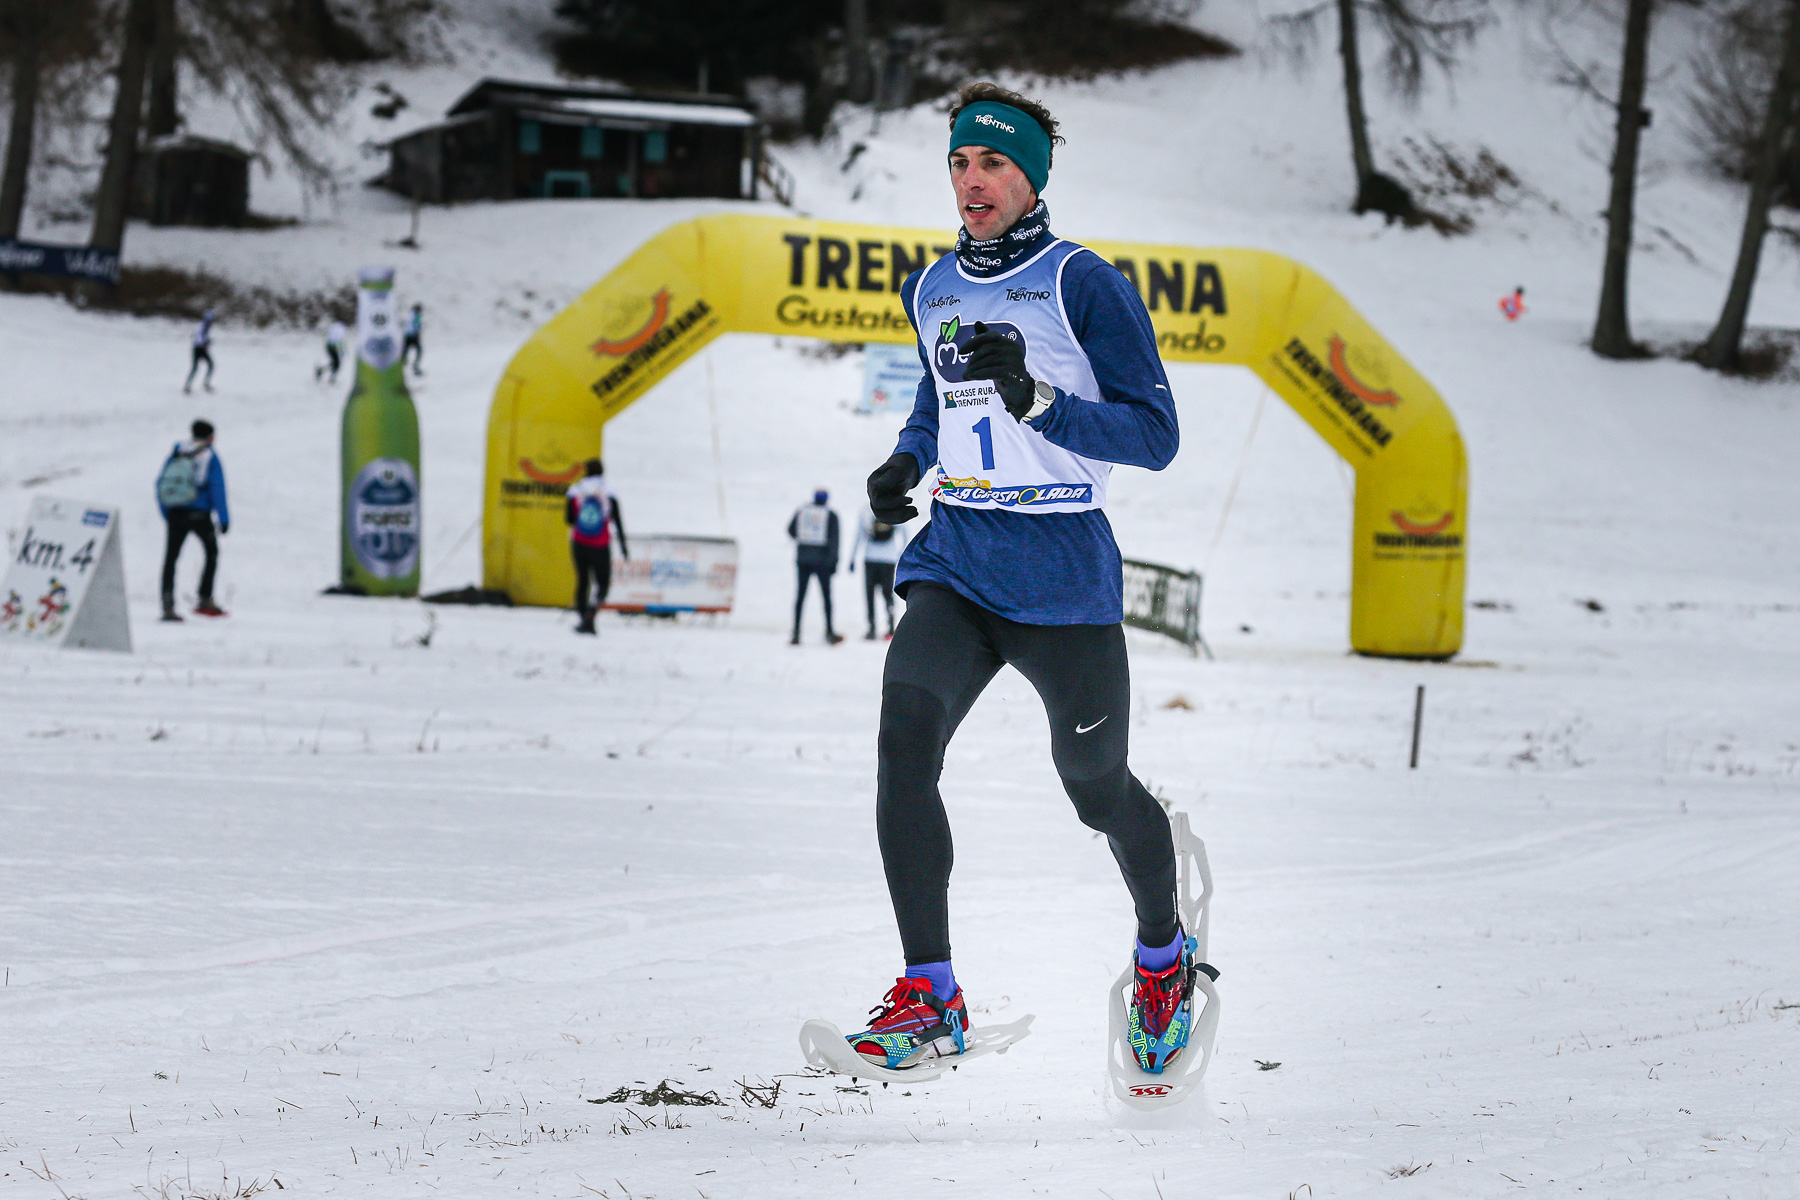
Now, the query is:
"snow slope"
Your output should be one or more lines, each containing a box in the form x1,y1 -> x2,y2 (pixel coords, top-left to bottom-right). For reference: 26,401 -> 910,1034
3,2 -> 1798,1197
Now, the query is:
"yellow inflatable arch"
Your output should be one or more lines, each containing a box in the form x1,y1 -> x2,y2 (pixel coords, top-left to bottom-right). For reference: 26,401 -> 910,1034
483,214 -> 1466,659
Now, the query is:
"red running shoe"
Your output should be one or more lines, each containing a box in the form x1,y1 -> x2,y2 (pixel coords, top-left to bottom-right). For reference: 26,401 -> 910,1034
193,600 -> 227,617
847,976 -> 968,1068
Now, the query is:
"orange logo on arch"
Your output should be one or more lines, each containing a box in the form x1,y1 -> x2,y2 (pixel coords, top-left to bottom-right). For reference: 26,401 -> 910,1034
519,458 -> 585,485
1328,336 -> 1401,407
1390,510 -> 1454,535
590,290 -> 671,357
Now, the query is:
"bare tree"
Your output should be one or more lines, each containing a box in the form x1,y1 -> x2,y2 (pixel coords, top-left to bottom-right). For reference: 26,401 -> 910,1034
89,0 -> 158,257
845,0 -> 871,103
0,0 -> 97,240
1699,0 -> 1800,369
146,0 -> 180,139
1275,0 -> 1487,221
1592,0 -> 1655,359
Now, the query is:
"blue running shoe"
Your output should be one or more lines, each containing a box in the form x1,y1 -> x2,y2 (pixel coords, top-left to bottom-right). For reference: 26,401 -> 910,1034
1127,935 -> 1212,1073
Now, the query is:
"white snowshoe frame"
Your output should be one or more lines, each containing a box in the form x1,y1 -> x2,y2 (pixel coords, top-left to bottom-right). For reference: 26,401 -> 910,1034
1107,809 -> 1220,1110
799,1014 -> 1035,1085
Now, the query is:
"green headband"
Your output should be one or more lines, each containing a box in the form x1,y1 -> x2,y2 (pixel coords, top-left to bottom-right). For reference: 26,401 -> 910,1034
948,102 -> 1051,193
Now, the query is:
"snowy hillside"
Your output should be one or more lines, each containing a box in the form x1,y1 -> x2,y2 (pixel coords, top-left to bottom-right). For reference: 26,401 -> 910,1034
4,1 -> 1799,1196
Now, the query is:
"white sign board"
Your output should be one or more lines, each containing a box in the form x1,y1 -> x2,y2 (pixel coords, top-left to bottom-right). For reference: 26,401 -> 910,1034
2,496 -> 131,652
860,343 -> 923,414
603,536 -> 737,614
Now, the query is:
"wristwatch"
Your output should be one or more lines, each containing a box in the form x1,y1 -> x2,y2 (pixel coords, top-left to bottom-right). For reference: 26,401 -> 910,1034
1024,379 -> 1056,423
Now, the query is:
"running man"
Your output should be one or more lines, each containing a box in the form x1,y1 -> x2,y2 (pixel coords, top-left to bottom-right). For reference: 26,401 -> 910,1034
843,82 -> 1206,1075
564,458 -> 628,635
184,311 -> 216,393
849,506 -> 909,640
401,303 -> 424,376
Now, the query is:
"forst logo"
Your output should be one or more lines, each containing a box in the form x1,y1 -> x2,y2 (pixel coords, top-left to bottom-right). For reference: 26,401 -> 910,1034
933,315 -> 1024,383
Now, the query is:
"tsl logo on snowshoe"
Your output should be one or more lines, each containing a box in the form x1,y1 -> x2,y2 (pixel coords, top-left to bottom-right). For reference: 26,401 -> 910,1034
1129,1084 -> 1172,1098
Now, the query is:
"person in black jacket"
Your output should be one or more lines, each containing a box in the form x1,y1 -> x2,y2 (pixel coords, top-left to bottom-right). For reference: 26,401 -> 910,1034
787,489 -> 843,645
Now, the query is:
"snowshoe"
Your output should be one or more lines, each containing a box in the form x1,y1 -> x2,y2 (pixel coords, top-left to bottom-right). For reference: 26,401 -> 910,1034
849,976 -> 967,1068
800,976 -> 1033,1084
1108,810 -> 1221,1109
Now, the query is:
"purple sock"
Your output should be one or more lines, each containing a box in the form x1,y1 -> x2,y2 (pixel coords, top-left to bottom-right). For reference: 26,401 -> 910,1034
1136,929 -> 1185,973
905,960 -> 957,1000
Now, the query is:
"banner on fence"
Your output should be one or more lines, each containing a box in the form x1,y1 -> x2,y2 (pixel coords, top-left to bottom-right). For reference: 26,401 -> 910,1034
603,535 -> 737,614
2,496 -> 132,652
0,238 -> 122,286
859,343 -> 923,414
1121,557 -> 1208,658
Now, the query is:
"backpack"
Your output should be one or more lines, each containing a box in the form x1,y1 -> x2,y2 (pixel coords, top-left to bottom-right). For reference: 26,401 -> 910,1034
157,451 -> 202,508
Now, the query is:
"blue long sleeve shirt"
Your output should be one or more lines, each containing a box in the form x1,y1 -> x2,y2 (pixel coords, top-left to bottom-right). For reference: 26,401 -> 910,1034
157,441 -> 230,527
892,247 -> 1177,624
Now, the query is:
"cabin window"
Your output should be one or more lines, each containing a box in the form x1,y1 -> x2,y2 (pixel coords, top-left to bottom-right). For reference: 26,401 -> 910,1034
581,126 -> 603,159
518,120 -> 541,154
643,130 -> 668,164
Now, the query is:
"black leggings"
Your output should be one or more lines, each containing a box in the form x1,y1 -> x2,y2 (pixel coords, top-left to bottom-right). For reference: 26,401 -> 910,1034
864,561 -> 896,633
877,583 -> 1177,963
793,564 -> 835,637
161,508 -> 218,605
572,542 -> 612,619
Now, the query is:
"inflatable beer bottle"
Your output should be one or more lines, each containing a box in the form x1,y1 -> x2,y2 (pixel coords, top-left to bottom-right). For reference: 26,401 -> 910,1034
340,266 -> 422,595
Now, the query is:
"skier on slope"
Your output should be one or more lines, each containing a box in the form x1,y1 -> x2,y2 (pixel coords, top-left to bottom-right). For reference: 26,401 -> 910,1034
841,81 -> 1212,1075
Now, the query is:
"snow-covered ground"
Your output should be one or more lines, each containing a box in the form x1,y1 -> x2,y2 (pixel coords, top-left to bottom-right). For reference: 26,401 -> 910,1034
4,2 -> 1799,1196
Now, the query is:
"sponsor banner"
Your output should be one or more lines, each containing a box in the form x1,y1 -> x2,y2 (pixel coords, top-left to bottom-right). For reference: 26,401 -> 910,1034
603,536 -> 737,614
2,496 -> 130,651
1121,558 -> 1208,656
484,215 -> 1466,658
0,238 -> 121,286
860,342 -> 922,413
933,472 -> 1094,508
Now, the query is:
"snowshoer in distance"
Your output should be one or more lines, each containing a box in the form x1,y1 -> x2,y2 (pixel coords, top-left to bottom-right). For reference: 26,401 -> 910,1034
850,506 -> 909,640
318,319 -> 348,383
156,419 -> 229,620
1499,286 -> 1525,321
184,311 -> 216,393
402,303 -> 424,376
846,81 -> 1212,1074
788,489 -> 844,646
564,458 -> 628,635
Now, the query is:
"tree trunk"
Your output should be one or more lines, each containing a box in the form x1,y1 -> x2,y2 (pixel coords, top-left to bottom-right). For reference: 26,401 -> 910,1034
1700,0 -> 1800,370
89,0 -> 158,258
845,0 -> 871,104
146,0 -> 179,140
1592,0 -> 1655,359
0,31 -> 43,241
1337,0 -> 1375,188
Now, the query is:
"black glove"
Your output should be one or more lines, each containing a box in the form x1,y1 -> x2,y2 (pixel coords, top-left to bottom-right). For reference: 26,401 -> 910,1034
867,452 -> 921,524
963,321 -> 1035,421
219,522 -> 229,535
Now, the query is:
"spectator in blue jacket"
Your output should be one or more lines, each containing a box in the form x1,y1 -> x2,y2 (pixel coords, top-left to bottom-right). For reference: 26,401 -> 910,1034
155,419 -> 230,621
